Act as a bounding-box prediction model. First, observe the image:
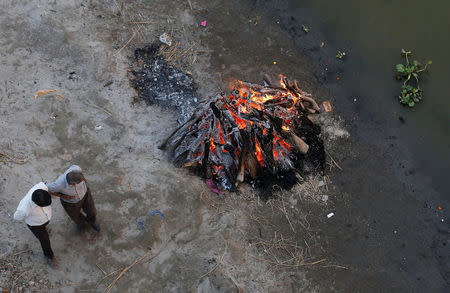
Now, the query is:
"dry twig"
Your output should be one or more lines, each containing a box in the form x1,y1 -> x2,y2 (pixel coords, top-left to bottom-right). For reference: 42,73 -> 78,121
199,252 -> 225,279
102,252 -> 150,293
113,32 -> 137,57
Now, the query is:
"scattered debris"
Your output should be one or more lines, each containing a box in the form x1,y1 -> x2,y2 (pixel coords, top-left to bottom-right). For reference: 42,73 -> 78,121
301,25 -> 310,33
35,89 -> 57,99
322,101 -> 333,112
34,89 -> 63,100
159,33 -> 172,46
150,209 -> 165,220
68,71 -> 77,80
136,219 -> 145,229
327,212 -> 334,218
336,51 -> 346,60
206,179 -> 224,194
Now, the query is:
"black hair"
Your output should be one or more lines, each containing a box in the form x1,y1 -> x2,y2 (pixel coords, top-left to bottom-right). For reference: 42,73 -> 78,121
32,189 -> 52,207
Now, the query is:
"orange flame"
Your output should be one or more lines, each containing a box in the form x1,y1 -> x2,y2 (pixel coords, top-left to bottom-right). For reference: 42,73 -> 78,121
210,137 -> 216,153
217,121 -> 226,144
254,138 -> 264,166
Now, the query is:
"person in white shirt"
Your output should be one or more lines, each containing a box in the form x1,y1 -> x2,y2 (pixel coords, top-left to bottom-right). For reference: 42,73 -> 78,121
14,182 -> 58,267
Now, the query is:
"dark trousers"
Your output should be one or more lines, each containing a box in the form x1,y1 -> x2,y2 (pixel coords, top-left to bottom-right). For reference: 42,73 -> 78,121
60,188 -> 97,226
27,221 -> 54,259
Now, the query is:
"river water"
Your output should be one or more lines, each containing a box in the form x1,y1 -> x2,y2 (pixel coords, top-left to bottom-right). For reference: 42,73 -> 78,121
266,0 -> 450,290
288,0 -> 450,194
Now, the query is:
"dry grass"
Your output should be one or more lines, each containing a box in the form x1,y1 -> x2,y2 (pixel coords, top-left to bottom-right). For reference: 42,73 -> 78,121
0,150 -> 28,164
198,179 -> 327,272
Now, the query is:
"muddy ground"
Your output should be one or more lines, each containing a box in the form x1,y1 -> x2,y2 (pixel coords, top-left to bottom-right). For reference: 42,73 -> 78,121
0,0 -> 448,293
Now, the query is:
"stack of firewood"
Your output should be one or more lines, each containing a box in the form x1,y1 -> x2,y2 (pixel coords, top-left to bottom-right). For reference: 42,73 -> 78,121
160,75 -> 323,191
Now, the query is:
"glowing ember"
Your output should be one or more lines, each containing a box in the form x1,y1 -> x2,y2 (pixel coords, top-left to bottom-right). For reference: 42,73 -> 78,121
254,137 -> 264,166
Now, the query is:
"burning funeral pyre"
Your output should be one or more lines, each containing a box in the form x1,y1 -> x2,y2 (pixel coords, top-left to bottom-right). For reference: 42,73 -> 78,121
129,45 -> 325,194
159,75 -> 325,192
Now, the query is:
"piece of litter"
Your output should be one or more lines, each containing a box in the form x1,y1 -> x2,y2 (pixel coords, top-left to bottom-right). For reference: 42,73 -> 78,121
317,180 -> 325,187
151,209 -> 165,220
206,179 -> 224,194
353,98 -> 357,102
35,89 -> 58,99
321,195 -> 329,202
136,219 -> 145,229
273,61 -> 277,65
327,212 -> 334,218
322,101 -> 333,112
320,42 -> 325,47
437,206 -> 442,211
50,115 -> 56,120
201,20 -> 207,27
95,125 -> 103,130
159,33 -> 172,46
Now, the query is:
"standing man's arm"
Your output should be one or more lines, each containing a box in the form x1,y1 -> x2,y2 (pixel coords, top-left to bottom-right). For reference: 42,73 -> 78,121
49,192 -> 75,200
46,174 -> 65,193
13,198 -> 30,221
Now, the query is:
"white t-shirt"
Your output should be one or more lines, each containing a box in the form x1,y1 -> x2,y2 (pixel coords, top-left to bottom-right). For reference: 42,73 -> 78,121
14,182 -> 52,226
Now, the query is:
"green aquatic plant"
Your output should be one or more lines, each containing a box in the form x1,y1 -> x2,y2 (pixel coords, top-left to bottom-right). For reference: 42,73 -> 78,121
395,49 -> 431,107
301,25 -> 310,33
336,50 -> 346,59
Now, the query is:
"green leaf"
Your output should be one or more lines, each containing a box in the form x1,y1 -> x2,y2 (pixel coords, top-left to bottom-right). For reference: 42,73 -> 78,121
401,48 -> 411,55
396,64 -> 406,73
408,101 -> 415,107
427,60 -> 432,65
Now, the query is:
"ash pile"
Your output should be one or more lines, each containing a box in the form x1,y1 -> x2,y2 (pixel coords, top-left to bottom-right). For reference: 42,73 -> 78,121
159,75 -> 325,194
129,44 -> 200,124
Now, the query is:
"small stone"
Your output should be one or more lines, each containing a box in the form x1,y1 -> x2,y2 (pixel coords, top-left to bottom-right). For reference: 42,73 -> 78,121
159,33 -> 172,46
